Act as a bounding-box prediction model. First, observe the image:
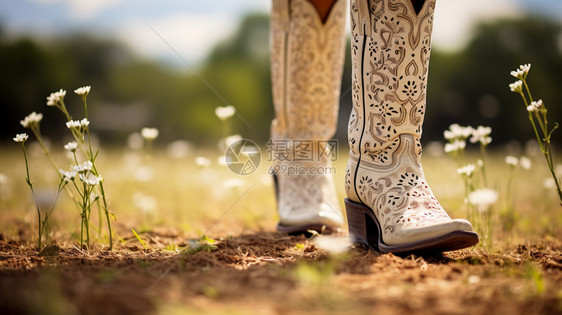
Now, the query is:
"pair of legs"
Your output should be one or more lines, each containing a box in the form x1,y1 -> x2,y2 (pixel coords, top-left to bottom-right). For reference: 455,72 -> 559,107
270,0 -> 479,253
308,0 -> 426,21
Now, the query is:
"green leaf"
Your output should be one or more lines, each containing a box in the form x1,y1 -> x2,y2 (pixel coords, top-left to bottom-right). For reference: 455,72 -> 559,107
164,243 -> 179,251
183,235 -> 218,255
131,228 -> 148,249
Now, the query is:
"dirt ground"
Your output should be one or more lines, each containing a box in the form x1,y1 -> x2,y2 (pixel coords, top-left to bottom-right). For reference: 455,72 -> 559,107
0,225 -> 561,315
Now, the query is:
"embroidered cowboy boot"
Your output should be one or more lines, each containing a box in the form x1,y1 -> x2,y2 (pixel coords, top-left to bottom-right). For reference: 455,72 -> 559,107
345,0 -> 479,252
270,0 -> 346,234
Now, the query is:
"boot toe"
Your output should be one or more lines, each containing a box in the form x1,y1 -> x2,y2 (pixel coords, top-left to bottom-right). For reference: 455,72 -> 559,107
450,219 -> 474,232
385,219 -> 475,246
279,205 -> 344,228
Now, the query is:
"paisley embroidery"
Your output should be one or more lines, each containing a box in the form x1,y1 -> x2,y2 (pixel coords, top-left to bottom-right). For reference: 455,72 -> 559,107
346,0 -> 458,243
271,0 -> 347,140
271,0 -> 346,226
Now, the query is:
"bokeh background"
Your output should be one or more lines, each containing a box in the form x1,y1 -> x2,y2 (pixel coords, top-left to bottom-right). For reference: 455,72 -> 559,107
1,0 -> 561,150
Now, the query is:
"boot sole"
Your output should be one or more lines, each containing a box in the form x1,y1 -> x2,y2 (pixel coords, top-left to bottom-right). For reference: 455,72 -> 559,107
345,198 -> 479,254
276,223 -> 338,235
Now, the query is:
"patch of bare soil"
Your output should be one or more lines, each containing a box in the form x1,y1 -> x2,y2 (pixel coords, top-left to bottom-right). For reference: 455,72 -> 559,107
0,229 -> 561,314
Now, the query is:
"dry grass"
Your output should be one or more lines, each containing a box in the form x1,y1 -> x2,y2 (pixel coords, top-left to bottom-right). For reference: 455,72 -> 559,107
0,146 -> 561,314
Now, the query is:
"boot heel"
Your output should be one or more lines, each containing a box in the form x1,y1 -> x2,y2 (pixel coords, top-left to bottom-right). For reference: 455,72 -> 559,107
344,198 -> 381,249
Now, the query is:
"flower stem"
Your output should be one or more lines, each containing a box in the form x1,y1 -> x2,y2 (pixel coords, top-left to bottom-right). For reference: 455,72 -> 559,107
21,144 -> 44,249
479,145 -> 488,187
516,77 -> 562,205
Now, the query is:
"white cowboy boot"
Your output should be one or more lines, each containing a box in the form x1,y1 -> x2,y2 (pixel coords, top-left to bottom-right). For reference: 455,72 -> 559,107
345,0 -> 478,252
270,0 -> 346,234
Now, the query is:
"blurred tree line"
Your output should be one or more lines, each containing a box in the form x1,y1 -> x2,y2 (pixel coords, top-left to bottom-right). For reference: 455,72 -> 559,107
0,13 -> 561,148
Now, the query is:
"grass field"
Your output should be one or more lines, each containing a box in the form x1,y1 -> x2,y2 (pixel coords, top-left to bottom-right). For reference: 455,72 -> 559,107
0,145 -> 561,314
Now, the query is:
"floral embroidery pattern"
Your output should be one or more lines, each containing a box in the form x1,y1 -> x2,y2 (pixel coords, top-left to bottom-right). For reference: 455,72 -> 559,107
346,0 -> 458,244
271,0 -> 346,226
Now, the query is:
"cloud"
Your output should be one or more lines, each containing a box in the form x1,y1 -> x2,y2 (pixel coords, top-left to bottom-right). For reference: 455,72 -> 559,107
432,0 -> 523,51
22,0 -> 526,61
70,0 -> 124,19
118,14 -> 236,64
30,0 -> 123,19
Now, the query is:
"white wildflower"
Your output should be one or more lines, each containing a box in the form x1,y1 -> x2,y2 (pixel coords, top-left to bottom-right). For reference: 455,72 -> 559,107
527,105 -> 538,113
509,80 -> 523,93
510,69 -> 525,80
64,141 -> 78,152
20,112 -> 43,128
141,127 -> 159,140
59,169 -> 77,182
477,159 -> 484,167
222,178 -> 244,189
166,140 -> 192,159
444,124 -> 473,140
460,126 -> 474,138
46,89 -> 66,106
224,134 -> 243,147
480,136 -> 492,145
66,120 -> 81,129
468,189 -> 498,212
74,86 -> 91,96
543,178 -> 555,189
526,99 -> 543,113
444,143 -> 455,153
505,156 -> 519,166
519,156 -> 532,170
215,105 -> 235,120
80,118 -> 90,127
314,235 -> 350,255
444,139 -> 466,153
443,130 -> 455,140
71,161 -> 93,173
79,173 -> 103,186
469,126 -> 492,144
195,156 -> 211,167
457,164 -> 475,176
13,133 -> 29,143
511,64 -> 531,79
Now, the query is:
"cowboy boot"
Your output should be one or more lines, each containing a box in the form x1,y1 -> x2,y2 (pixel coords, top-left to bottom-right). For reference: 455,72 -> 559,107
270,0 -> 346,234
345,0 -> 479,252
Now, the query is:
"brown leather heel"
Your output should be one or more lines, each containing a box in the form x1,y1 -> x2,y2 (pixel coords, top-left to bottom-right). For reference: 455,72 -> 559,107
345,198 -> 381,250
344,198 -> 479,254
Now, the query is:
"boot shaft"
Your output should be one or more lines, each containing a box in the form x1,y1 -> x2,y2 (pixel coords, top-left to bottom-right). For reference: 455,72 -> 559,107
270,0 -> 347,141
343,1 -> 479,251
348,0 -> 436,166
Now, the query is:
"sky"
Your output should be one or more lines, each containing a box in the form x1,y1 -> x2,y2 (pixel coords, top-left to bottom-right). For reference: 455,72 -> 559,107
0,0 -> 560,65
